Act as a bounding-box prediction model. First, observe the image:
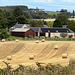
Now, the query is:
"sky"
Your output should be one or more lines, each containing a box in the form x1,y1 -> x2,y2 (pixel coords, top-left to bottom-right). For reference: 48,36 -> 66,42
0,0 -> 75,12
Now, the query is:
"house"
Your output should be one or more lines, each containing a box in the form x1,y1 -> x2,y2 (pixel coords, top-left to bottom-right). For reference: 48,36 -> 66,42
11,28 -> 35,37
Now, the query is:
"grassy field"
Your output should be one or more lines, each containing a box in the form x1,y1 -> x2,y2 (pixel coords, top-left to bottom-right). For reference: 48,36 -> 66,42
6,36 -> 75,41
46,11 -> 61,16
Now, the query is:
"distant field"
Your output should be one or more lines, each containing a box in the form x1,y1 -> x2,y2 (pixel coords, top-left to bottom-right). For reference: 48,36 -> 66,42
46,11 -> 60,16
33,18 -> 75,22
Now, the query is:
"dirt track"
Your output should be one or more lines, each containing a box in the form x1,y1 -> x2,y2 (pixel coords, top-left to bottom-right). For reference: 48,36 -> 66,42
0,41 -> 75,68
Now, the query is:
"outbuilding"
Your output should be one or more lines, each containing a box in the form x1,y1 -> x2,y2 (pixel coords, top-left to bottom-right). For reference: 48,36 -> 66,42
31,27 -> 74,38
11,28 -> 35,37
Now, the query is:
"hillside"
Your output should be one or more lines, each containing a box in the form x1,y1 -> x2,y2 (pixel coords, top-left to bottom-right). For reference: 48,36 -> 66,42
46,11 -> 61,16
6,5 -> 28,11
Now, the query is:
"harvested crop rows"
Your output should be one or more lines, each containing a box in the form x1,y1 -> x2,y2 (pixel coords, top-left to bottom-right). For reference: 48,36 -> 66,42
0,41 -> 75,68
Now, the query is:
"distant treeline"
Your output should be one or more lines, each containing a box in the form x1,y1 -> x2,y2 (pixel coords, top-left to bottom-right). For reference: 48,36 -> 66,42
0,5 -> 75,31
0,5 -> 74,19
0,5 -> 49,19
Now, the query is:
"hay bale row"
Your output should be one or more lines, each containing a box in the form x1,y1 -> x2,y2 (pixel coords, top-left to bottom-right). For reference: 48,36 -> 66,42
36,39 -> 45,43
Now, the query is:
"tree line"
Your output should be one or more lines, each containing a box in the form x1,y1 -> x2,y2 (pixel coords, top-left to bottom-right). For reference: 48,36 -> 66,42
53,14 -> 75,32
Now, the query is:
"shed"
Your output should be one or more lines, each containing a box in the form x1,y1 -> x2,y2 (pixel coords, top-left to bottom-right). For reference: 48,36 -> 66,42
11,28 -> 35,37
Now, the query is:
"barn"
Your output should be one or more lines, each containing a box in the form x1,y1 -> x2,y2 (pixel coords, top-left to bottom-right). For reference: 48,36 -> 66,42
11,28 -> 35,37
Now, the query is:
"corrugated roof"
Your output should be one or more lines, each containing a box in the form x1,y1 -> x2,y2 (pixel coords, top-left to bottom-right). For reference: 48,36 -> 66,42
11,28 -> 30,32
30,27 -> 39,32
13,24 -> 24,28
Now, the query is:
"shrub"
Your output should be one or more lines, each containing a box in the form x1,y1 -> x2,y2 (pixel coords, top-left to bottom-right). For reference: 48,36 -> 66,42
60,33 -> 67,38
68,35 -> 73,38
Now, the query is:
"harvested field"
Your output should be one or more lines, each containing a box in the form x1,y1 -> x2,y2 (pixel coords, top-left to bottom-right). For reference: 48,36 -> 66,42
33,18 -> 75,22
0,41 -> 75,68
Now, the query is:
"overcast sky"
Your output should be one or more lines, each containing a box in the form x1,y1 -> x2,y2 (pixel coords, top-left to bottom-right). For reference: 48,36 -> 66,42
0,0 -> 75,12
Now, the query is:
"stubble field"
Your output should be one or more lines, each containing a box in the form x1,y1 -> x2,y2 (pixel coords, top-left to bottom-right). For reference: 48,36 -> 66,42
0,41 -> 75,68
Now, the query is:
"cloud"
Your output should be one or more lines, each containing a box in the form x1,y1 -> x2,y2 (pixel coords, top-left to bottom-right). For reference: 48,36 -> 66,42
61,0 -> 75,2
30,0 -> 53,3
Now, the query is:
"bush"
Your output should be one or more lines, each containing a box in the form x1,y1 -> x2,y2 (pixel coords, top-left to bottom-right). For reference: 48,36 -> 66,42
68,35 -> 73,38
60,33 -> 67,38
0,61 -> 75,75
0,29 -> 10,39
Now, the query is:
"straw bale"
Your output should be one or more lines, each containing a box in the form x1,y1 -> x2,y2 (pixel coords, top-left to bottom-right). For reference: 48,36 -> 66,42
54,45 -> 58,49
29,55 -> 34,60
7,56 -> 12,60
15,39 -> 19,42
62,53 -> 68,58
36,40 -> 39,43
42,39 -> 45,42
2,39 -> 5,42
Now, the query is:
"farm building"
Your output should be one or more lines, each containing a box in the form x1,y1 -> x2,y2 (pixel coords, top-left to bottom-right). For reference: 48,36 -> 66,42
11,28 -> 35,37
10,27 -> 75,38
31,28 -> 74,38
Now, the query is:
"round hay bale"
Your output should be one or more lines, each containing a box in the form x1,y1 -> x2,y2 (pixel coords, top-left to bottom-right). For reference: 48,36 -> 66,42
29,55 -> 34,60
2,39 -> 5,42
62,53 -> 68,58
69,54 -> 75,64
54,45 -> 58,49
36,40 -> 39,43
15,39 -> 19,42
7,56 -> 12,60
41,39 -> 45,42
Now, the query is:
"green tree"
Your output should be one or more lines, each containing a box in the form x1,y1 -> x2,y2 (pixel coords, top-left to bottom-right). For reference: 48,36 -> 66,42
16,15 -> 28,24
0,29 -> 10,39
67,20 -> 75,32
7,16 -> 17,28
13,6 -> 23,17
53,19 -> 62,27
24,11 -> 32,19
0,12 -> 8,28
0,18 -> 8,28
60,9 -> 67,12
47,22 -> 51,27
30,20 -> 44,27
57,14 -> 68,25
73,10 -> 75,18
